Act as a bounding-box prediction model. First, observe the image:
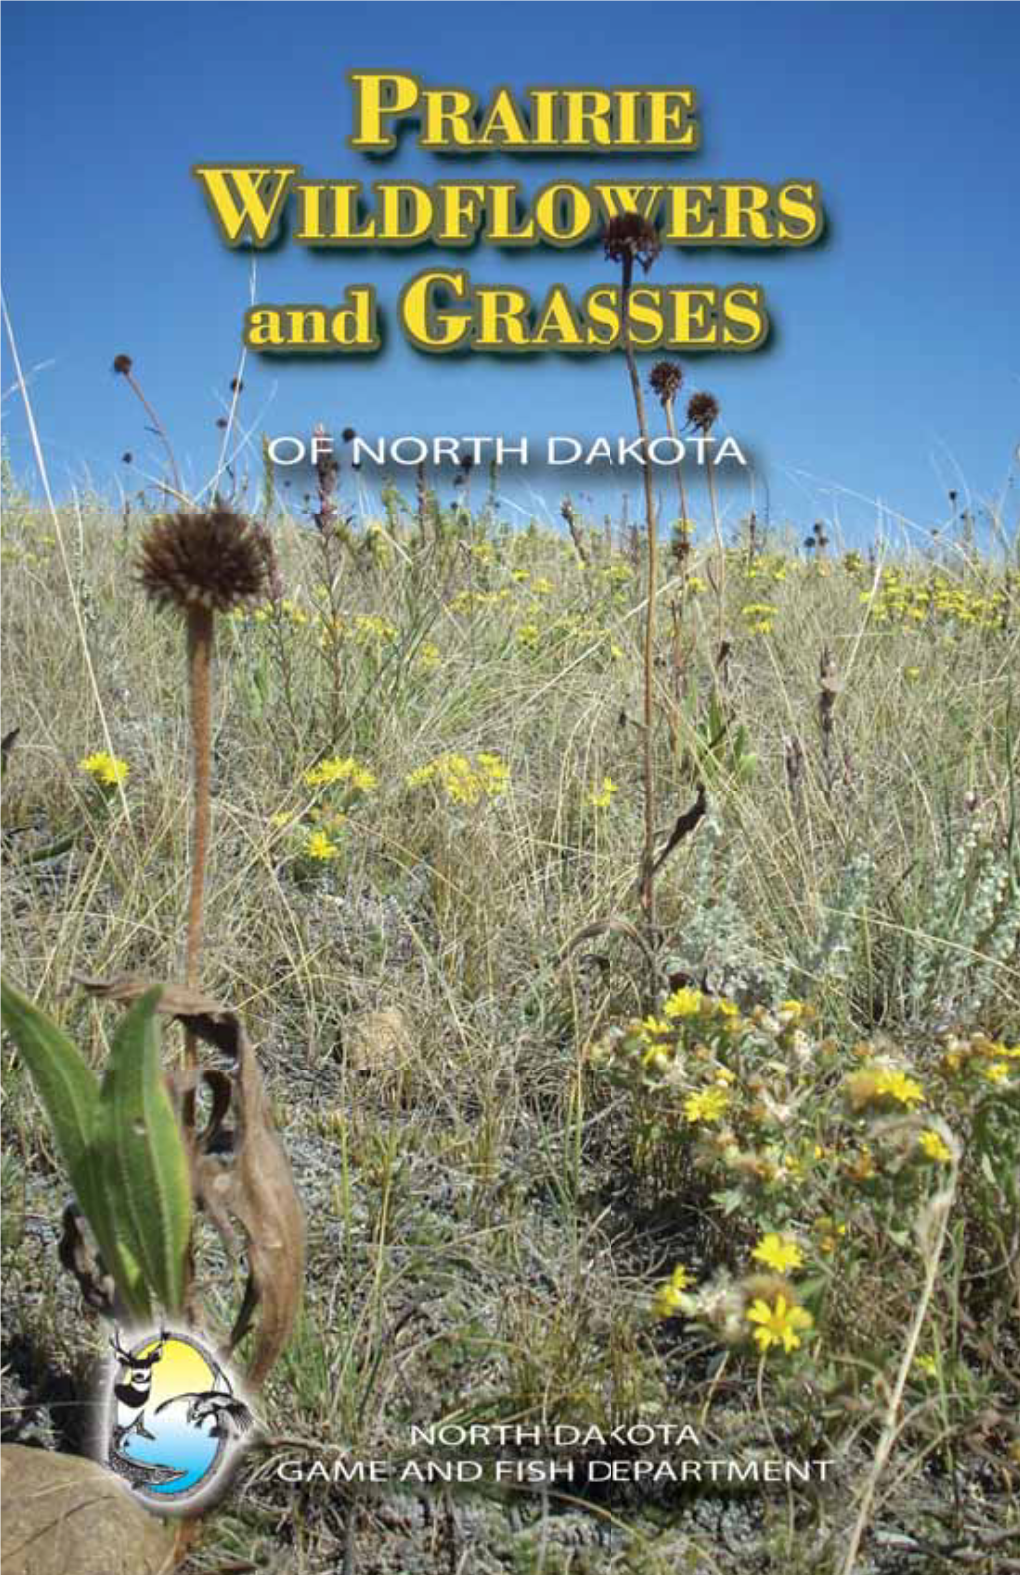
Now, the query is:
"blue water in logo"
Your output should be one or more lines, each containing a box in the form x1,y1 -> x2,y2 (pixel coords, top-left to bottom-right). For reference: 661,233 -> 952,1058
120,1397 -> 222,1495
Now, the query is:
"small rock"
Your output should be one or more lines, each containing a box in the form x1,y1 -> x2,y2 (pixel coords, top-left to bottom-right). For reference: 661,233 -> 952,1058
345,1007 -> 415,1077
0,1444 -> 176,1574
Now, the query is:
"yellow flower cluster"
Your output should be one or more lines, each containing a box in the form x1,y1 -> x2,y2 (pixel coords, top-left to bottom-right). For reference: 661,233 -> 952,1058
919,1130 -> 953,1164
304,756 -> 377,793
684,1086 -> 731,1124
319,612 -> 398,645
740,601 -> 778,636
940,1032 -> 1018,1085
242,597 -> 309,626
743,553 -> 789,585
448,588 -> 513,614
406,751 -> 510,806
79,751 -> 130,787
858,568 -> 1008,630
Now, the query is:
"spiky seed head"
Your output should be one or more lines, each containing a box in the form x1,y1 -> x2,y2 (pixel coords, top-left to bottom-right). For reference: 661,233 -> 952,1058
687,391 -> 720,432
650,360 -> 683,406
121,452 -> 133,465
230,377 -> 243,393
112,354 -> 133,376
341,427 -> 356,443
603,214 -> 661,274
137,508 -> 277,614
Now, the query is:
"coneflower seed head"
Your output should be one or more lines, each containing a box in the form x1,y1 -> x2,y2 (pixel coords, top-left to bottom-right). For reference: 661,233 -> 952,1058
137,509 -> 277,614
603,214 -> 661,274
687,391 -> 720,432
650,360 -> 683,406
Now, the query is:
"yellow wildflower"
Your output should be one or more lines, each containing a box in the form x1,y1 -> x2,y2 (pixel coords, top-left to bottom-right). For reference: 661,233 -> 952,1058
652,1264 -> 694,1320
664,987 -> 703,1019
746,1295 -> 813,1355
305,830 -> 341,861
752,1233 -> 804,1274
79,751 -> 130,787
304,756 -> 376,792
586,776 -> 618,810
919,1130 -> 953,1164
684,1086 -> 730,1124
874,1068 -> 925,1106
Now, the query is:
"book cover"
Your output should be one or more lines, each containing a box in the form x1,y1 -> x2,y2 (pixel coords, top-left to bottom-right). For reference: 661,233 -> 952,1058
1,5 -> 1017,1574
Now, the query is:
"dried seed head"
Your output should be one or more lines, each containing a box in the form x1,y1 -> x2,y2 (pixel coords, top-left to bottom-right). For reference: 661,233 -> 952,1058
650,360 -> 683,406
603,214 -> 661,274
121,452 -> 133,465
112,354 -> 133,376
342,427 -> 356,444
687,391 -> 720,432
230,377 -> 244,393
137,508 -> 277,614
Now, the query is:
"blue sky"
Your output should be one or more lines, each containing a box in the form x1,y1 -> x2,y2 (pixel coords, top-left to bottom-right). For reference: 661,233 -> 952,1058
2,2 -> 1018,548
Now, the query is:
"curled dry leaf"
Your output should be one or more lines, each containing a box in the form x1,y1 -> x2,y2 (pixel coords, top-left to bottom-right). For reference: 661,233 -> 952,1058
76,976 -> 305,1390
59,1203 -> 117,1317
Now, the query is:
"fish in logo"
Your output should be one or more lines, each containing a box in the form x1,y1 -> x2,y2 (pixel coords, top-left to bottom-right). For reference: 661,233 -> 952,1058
103,1326 -> 254,1509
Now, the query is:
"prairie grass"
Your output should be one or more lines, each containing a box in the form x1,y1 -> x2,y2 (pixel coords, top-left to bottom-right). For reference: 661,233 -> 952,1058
2,468 -> 1018,1574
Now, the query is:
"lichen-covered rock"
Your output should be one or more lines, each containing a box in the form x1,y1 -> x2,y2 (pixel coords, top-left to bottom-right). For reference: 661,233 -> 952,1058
0,1445 -> 176,1575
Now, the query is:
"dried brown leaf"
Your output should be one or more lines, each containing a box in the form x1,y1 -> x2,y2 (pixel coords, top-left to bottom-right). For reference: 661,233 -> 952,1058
58,1203 -> 116,1317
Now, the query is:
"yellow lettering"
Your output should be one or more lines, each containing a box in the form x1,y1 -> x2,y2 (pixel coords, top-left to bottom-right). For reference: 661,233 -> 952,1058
348,71 -> 420,151
193,165 -> 297,246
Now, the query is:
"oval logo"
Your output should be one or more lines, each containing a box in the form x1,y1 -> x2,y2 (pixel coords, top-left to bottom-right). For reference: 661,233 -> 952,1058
101,1325 -> 253,1512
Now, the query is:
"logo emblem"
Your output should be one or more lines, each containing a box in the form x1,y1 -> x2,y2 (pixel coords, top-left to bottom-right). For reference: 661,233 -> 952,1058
101,1325 -> 253,1511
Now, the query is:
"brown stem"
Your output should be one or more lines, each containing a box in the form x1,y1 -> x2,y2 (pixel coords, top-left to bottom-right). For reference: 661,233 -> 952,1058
663,399 -> 690,540
125,371 -> 183,500
619,256 -> 659,999
705,440 -> 726,665
185,606 -> 214,1093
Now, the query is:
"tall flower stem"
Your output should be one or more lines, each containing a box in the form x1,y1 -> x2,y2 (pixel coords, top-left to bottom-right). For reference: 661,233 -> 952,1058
705,444 -> 725,664
113,356 -> 183,502
687,393 -> 725,677
662,398 -> 690,538
185,607 -> 213,995
618,255 -> 660,996
137,506 -> 275,1117
184,605 -> 214,1114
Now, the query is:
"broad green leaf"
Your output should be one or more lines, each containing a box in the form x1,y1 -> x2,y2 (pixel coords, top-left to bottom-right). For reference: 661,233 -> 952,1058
0,978 -> 104,1228
1,977 -> 153,1319
97,986 -> 192,1315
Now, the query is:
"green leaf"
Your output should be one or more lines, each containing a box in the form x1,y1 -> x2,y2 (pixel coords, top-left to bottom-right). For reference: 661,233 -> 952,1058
0,978 -> 104,1228
0,977 -> 149,1317
97,987 -> 193,1315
